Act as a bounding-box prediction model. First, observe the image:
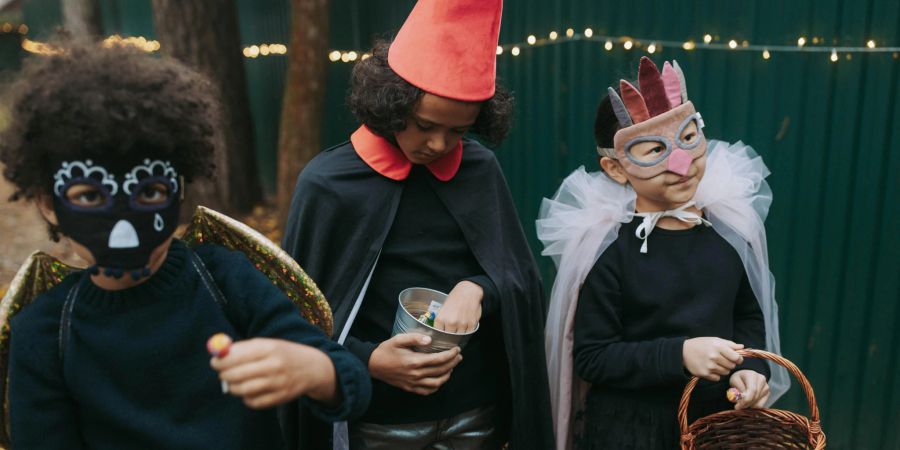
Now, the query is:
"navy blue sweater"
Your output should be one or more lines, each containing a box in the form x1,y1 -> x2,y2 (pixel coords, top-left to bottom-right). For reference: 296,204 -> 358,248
9,239 -> 370,449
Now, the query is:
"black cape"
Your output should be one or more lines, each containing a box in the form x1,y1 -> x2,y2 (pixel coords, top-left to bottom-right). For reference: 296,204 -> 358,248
281,138 -> 554,449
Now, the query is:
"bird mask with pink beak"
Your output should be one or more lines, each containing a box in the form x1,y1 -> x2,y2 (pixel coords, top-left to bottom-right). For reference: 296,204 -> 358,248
597,56 -> 707,180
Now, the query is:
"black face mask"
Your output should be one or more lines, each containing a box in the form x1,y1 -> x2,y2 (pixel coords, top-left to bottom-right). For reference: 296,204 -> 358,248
50,157 -> 181,279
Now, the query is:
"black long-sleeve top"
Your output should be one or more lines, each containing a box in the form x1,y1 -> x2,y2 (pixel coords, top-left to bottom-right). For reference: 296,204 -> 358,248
9,239 -> 371,450
345,165 -> 502,424
573,217 -> 769,404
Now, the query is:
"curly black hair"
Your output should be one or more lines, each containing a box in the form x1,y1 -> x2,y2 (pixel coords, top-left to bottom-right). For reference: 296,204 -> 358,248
348,40 -> 514,146
0,38 -> 220,203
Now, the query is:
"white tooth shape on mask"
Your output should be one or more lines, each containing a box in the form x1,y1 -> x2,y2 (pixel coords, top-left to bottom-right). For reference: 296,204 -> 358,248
108,220 -> 140,248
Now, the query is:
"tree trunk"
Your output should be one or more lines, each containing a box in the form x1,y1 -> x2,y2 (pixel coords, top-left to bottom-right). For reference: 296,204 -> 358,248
276,0 -> 330,224
62,0 -> 102,38
151,0 -> 262,214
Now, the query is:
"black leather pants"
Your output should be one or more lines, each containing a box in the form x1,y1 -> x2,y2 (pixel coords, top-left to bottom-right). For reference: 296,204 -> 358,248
349,405 -> 499,450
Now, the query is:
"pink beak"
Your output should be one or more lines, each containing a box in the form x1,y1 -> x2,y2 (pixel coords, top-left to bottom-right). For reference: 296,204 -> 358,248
667,148 -> 692,176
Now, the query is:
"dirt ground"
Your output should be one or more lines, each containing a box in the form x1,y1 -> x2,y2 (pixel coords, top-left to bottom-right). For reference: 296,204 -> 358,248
0,168 -> 283,298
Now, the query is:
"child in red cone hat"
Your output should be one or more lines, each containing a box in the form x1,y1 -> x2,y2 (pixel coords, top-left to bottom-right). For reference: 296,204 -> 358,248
283,1 -> 554,448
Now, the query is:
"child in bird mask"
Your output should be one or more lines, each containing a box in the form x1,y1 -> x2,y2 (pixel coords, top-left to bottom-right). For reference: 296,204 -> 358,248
538,56 -> 789,450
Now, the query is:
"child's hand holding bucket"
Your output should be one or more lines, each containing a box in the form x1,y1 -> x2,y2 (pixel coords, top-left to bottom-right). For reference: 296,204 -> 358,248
369,333 -> 462,396
432,280 -> 483,334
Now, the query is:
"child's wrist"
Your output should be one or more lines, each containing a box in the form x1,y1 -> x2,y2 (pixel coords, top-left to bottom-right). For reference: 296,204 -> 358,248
303,348 -> 340,407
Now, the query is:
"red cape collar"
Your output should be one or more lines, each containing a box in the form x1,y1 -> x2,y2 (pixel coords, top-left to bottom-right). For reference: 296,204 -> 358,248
351,125 -> 462,182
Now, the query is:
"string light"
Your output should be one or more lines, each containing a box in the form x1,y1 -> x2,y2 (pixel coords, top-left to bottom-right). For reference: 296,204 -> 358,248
242,42 -> 285,57
485,32 -> 900,63
17,25 -> 895,64
20,34 -> 159,55
263,44 -> 286,55
21,38 -> 61,55
102,35 -> 159,53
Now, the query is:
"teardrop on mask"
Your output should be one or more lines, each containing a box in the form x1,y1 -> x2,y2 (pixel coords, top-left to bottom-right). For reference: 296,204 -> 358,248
154,213 -> 164,232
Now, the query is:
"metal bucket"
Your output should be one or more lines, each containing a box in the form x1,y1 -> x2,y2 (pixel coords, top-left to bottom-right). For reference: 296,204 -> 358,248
391,287 -> 479,353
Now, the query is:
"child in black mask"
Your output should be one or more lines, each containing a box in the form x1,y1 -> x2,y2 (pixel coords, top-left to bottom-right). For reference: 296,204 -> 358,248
0,39 -> 370,449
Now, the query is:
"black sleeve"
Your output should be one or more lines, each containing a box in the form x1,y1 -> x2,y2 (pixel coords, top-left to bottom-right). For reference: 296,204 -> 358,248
573,250 -> 688,389
731,271 -> 770,378
199,245 -> 372,422
343,335 -> 378,368
463,274 -> 500,317
9,297 -> 85,449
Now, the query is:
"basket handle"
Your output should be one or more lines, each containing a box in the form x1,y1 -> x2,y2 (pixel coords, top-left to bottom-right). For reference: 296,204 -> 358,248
677,349 -> 821,437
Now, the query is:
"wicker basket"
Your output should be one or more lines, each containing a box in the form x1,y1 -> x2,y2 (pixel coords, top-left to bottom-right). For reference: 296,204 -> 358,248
678,349 -> 826,449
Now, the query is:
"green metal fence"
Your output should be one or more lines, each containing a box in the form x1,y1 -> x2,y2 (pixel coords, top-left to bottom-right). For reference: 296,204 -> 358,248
326,3 -> 900,447
18,0 -> 900,447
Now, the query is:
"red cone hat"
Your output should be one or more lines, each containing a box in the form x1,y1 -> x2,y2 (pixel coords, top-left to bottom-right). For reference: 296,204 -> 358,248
388,0 -> 502,102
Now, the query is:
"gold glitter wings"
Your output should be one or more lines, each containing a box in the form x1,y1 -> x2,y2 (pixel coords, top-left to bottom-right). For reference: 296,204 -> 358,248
181,206 -> 333,336
0,252 -> 76,447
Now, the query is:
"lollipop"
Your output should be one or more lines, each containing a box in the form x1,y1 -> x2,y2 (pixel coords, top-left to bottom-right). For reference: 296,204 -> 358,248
726,387 -> 743,403
207,333 -> 233,393
207,333 -> 233,357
